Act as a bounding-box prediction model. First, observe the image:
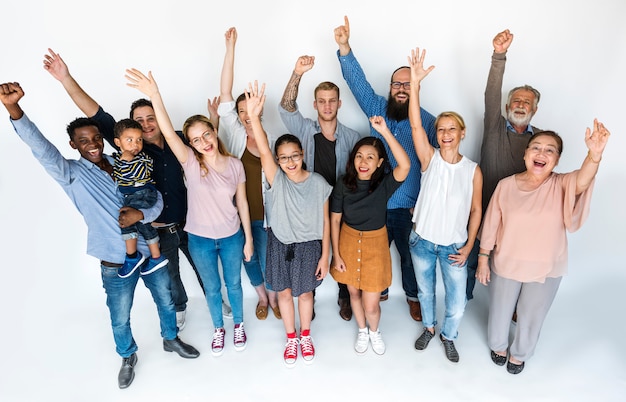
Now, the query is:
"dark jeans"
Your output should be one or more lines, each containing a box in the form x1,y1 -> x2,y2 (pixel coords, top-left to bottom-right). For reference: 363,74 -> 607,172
382,208 -> 418,301
158,224 -> 205,312
465,239 -> 480,300
120,187 -> 159,242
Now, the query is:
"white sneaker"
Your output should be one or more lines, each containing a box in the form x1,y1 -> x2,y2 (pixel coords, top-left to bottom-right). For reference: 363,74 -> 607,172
369,329 -> 386,355
222,301 -> 233,319
176,310 -> 186,331
354,328 -> 369,354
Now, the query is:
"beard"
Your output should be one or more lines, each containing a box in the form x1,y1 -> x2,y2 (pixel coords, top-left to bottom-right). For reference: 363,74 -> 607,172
386,91 -> 409,121
507,108 -> 534,128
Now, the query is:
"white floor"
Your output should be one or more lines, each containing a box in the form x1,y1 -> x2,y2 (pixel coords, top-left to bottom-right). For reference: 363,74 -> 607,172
1,248 -> 624,402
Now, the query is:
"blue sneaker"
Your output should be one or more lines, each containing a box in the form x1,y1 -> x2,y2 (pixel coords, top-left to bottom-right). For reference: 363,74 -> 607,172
118,253 -> 146,278
141,255 -> 169,276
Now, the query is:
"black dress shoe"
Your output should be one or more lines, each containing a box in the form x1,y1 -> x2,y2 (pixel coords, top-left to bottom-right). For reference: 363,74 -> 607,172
507,359 -> 525,374
490,350 -> 507,366
338,298 -> 352,321
163,337 -> 200,358
118,353 -> 137,389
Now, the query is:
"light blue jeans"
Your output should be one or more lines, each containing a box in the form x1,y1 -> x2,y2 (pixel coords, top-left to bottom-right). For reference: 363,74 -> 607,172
409,231 -> 467,340
188,229 -> 244,328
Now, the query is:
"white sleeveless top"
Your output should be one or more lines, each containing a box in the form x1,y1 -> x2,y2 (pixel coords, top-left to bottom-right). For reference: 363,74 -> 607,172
412,151 -> 477,245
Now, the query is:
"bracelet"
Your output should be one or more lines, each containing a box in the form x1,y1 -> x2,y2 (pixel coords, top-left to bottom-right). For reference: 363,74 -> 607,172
478,253 -> 490,258
587,151 -> 602,164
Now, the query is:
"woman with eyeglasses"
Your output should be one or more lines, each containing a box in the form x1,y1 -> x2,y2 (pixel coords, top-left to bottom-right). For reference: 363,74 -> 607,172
246,81 -> 332,367
477,121 -> 609,374
125,68 -> 254,358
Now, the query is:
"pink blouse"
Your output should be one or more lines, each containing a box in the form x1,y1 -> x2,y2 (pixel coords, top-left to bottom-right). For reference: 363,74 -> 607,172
480,171 -> 594,283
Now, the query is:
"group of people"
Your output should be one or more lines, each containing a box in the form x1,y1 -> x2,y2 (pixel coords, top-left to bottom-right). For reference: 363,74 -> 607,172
1,16 -> 610,389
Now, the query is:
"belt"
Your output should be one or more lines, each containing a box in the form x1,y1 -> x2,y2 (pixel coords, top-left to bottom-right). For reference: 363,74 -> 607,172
155,223 -> 181,234
101,260 -> 123,268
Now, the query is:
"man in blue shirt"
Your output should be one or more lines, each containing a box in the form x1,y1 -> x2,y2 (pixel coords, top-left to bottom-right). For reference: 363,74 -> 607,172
334,16 -> 438,321
0,82 -> 200,389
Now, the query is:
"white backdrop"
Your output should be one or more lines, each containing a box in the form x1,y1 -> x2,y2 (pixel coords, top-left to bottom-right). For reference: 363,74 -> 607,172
1,0 -> 624,400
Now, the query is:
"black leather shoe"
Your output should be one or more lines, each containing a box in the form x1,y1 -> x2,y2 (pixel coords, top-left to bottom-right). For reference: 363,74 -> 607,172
118,353 -> 137,389
163,337 -> 200,358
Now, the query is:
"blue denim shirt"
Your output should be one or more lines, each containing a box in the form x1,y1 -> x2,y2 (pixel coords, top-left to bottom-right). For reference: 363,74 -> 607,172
11,114 -> 163,264
337,50 -> 438,209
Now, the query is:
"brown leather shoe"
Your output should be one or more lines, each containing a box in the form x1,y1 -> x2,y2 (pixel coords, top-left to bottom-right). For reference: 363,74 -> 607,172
338,298 -> 352,321
255,302 -> 268,320
380,293 -> 389,302
407,299 -> 422,321
271,305 -> 282,319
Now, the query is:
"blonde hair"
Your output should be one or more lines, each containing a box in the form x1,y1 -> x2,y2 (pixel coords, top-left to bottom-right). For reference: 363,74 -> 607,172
182,115 -> 230,176
435,111 -> 466,131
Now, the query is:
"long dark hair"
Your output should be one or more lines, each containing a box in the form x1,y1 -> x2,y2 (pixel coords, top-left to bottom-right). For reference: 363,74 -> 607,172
343,137 -> 390,193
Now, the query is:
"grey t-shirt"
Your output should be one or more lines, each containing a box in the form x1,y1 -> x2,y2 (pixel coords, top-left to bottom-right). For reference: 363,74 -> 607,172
265,169 -> 332,244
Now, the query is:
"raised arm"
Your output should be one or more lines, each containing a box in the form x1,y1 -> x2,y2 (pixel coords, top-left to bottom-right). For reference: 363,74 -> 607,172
280,55 -> 314,112
207,96 -> 220,131
408,48 -> 436,170
334,15 -> 352,56
484,30 -> 513,130
369,116 -> 410,182
576,119 -> 610,194
219,27 -> 237,103
43,48 -> 100,118
245,81 -> 278,184
125,69 -> 189,163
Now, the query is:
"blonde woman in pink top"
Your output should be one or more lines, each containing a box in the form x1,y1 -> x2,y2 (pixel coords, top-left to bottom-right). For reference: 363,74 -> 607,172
125,69 -> 254,358
476,122 -> 610,374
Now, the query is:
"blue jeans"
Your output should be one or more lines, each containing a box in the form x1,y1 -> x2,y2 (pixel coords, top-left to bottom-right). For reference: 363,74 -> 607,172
465,239 -> 480,300
158,224 -> 205,312
101,262 -> 177,358
242,220 -> 269,289
383,208 -> 418,300
188,229 -> 244,328
409,231 -> 467,340
120,187 -> 159,243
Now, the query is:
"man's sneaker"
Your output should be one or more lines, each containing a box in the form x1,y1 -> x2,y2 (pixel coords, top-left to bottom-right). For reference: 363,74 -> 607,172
414,329 -> 435,351
300,331 -> 315,364
141,255 -> 168,275
118,253 -> 146,278
354,328 -> 369,354
222,301 -> 233,319
233,323 -> 247,351
440,334 -> 459,363
283,336 -> 299,367
176,310 -> 186,331
369,329 -> 386,355
211,328 -> 226,357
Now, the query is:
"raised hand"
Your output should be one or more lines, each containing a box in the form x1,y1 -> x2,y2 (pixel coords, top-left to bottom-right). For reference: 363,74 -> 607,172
244,80 -> 266,119
0,82 -> 25,106
369,115 -> 389,135
43,48 -> 70,81
334,15 -> 351,51
408,47 -> 435,84
493,29 -> 513,54
125,68 -> 159,98
294,55 -> 315,76
225,27 -> 237,49
207,96 -> 220,118
585,118 -> 610,160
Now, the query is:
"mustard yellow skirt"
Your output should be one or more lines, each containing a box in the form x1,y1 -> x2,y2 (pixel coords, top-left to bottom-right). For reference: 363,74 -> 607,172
331,225 -> 391,292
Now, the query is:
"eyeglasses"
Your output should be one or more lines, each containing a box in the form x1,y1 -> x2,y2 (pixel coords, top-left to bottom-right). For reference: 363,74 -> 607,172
277,153 -> 303,164
390,81 -> 411,90
528,144 -> 560,156
190,131 -> 215,147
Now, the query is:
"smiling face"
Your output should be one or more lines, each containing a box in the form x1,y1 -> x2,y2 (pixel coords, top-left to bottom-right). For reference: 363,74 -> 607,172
236,97 -> 262,134
276,141 -> 304,177
132,105 -> 161,144
506,89 -> 537,129
114,128 -> 144,156
436,115 -> 465,150
354,144 -> 383,181
524,134 -> 561,175
186,122 -> 218,156
69,125 -> 105,164
390,67 -> 410,105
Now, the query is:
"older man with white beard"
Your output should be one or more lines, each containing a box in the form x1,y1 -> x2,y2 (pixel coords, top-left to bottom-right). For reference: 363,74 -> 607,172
466,29 -> 543,300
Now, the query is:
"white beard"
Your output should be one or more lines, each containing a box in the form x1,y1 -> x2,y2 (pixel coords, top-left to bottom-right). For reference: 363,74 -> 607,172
507,108 -> 533,128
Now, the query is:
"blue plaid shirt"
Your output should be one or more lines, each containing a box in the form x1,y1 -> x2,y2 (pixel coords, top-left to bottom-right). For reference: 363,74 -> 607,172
337,50 -> 437,209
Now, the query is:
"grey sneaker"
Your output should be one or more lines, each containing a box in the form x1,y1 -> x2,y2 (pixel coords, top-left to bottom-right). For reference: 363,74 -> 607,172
414,329 -> 435,350
440,334 -> 459,363
222,301 -> 233,319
